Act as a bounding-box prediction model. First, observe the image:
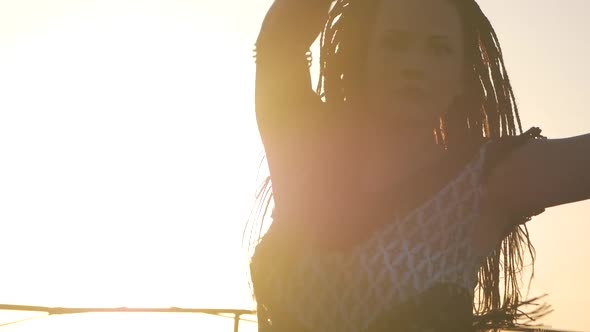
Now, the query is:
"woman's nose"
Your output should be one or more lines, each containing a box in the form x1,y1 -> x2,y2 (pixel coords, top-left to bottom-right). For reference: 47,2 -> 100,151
400,67 -> 425,80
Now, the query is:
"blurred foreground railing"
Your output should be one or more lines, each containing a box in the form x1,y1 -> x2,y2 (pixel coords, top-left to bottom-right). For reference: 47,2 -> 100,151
0,304 -> 256,332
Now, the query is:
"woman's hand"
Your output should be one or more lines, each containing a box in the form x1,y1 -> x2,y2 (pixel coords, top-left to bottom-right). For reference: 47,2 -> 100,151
256,0 -> 333,54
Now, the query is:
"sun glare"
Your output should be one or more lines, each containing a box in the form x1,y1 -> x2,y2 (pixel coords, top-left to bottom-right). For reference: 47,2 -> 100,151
0,1 -> 261,331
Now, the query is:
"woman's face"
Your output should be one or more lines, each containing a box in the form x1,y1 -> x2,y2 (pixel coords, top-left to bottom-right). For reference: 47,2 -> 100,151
365,0 -> 465,130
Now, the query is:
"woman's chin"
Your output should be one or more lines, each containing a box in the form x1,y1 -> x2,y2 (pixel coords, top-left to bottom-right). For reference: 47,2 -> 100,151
386,112 -> 437,131
368,103 -> 438,131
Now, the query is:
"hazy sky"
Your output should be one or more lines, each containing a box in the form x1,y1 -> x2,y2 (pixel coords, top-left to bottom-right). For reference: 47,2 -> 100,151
0,0 -> 588,331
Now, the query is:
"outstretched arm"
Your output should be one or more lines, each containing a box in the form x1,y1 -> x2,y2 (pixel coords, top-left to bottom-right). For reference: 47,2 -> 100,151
254,0 -> 332,134
482,132 -> 590,219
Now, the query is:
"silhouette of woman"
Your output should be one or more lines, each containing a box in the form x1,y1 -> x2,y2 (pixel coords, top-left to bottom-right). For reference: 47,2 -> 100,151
246,0 -> 590,331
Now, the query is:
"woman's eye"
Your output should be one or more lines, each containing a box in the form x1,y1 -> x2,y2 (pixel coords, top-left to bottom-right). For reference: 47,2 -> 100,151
382,36 -> 409,51
429,43 -> 453,56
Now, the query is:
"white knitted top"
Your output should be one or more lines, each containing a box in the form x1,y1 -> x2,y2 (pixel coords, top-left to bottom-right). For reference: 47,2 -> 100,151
250,141 -> 495,332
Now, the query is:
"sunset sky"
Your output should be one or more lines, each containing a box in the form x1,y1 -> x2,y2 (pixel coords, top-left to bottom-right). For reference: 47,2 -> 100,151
0,0 -> 588,331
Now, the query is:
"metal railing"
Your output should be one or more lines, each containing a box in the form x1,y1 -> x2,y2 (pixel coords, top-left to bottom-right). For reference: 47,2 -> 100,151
0,304 -> 256,332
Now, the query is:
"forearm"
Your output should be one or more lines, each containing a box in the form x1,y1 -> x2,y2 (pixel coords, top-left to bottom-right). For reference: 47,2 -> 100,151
544,132 -> 590,207
255,50 -> 315,113
255,0 -> 331,123
255,0 -> 333,53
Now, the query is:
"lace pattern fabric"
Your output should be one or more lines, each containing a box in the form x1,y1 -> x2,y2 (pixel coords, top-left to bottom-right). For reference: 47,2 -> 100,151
250,140 -> 496,332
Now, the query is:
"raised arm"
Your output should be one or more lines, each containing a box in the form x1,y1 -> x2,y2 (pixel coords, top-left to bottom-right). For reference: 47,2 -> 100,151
254,0 -> 332,134
481,131 -> 590,221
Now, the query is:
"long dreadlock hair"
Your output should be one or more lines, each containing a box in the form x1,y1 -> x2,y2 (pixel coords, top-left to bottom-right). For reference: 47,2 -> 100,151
245,0 -> 549,329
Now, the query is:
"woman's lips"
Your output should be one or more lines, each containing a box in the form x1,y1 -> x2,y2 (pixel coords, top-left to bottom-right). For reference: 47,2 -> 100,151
393,86 -> 427,99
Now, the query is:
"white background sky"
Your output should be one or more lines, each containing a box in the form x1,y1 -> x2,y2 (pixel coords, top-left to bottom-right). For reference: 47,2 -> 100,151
0,0 -> 588,331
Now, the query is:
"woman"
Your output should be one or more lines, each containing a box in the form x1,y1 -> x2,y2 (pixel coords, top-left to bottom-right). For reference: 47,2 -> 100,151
246,0 -> 590,331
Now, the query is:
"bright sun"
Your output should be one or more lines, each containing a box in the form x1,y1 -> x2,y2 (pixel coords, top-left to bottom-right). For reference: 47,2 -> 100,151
0,2 -> 262,331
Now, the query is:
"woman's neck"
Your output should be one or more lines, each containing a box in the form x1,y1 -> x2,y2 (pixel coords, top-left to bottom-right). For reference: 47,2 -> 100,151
359,125 -> 447,193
